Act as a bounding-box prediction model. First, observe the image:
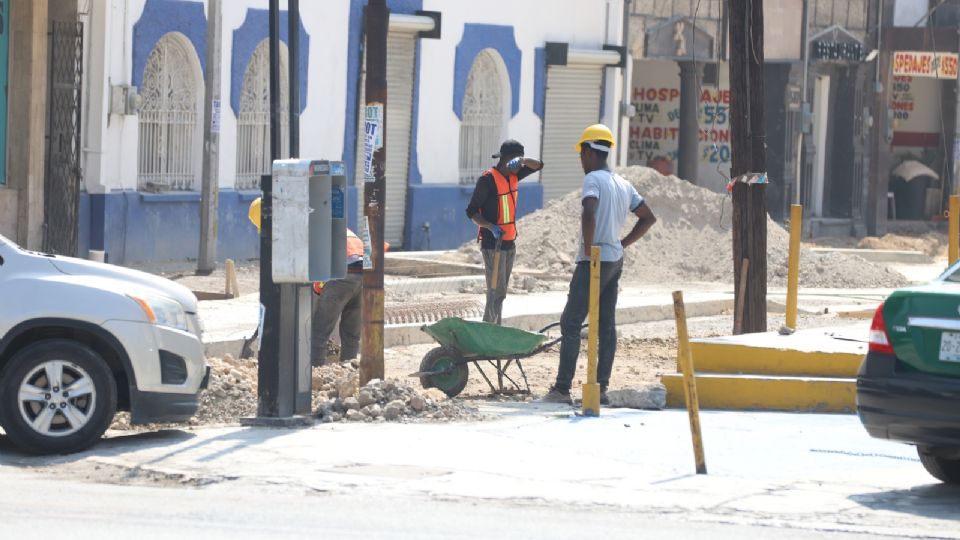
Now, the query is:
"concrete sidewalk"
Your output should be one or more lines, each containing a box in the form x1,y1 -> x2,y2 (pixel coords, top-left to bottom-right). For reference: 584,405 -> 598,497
3,407 -> 955,538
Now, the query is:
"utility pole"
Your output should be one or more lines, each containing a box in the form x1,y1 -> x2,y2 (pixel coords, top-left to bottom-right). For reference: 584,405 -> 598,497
198,0 -> 222,274
288,0 -> 300,157
360,0 -> 388,385
255,0 -> 286,417
728,0 -> 767,334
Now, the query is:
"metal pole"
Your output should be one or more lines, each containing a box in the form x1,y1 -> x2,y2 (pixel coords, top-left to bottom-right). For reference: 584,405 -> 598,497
288,0 -> 300,158
794,0 -> 809,205
581,246 -> 602,417
950,195 -> 959,265
678,61 -> 701,184
198,0 -> 222,274
673,291 -> 707,475
256,0 -> 285,418
360,0 -> 389,385
785,204 -> 803,331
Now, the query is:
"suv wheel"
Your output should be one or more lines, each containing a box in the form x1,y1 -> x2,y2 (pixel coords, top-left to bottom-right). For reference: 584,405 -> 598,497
0,339 -> 117,454
918,446 -> 960,484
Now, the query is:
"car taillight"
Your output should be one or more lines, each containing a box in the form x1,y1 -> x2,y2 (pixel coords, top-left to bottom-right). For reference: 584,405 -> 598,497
869,302 -> 895,355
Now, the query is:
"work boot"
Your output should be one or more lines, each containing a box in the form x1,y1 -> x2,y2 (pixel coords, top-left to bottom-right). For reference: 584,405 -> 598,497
539,386 -> 573,405
600,390 -> 610,406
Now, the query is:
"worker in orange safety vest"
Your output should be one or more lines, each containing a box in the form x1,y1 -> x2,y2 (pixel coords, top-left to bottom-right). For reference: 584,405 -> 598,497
465,139 -> 543,324
248,197 -> 387,365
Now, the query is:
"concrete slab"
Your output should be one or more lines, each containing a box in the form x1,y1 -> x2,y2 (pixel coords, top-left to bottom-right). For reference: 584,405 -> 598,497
809,247 -> 932,264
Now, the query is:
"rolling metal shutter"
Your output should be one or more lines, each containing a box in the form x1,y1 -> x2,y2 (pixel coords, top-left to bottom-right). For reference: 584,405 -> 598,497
540,64 -> 604,202
355,30 -> 416,247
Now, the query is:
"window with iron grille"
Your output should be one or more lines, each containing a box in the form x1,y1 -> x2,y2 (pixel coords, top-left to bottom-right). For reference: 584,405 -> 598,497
236,40 -> 289,190
137,33 -> 202,191
459,50 -> 506,184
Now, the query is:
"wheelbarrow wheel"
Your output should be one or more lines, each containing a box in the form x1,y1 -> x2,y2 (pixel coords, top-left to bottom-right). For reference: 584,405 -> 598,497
418,347 -> 469,398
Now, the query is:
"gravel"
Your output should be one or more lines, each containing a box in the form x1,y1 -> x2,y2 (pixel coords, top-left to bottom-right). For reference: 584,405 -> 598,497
449,167 -> 908,289
110,348 -> 484,430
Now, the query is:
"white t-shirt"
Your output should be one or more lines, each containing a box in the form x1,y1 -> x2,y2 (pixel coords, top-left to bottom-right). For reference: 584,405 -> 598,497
576,169 -> 644,263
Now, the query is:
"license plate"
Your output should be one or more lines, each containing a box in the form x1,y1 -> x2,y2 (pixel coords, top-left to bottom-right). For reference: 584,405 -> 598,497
939,331 -> 960,363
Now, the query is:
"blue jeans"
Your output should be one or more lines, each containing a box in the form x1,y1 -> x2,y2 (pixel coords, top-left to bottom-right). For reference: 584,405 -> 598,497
554,259 -> 623,392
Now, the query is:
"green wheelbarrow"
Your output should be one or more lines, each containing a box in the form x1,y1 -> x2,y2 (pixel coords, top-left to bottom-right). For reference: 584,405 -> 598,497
410,317 -> 571,398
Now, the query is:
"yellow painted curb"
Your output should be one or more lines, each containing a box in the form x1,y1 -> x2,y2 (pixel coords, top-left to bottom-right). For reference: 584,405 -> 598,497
661,373 -> 856,413
685,342 -> 863,378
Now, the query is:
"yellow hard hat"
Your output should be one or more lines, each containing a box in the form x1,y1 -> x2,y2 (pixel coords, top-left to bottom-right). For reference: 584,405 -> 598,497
248,197 -> 262,232
575,124 -> 616,152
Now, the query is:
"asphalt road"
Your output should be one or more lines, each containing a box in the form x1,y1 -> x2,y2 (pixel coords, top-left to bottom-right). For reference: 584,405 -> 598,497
0,472 -> 912,540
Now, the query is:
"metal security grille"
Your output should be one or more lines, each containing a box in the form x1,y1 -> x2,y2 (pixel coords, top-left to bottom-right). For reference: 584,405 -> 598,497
236,40 -> 289,190
42,21 -> 83,256
540,64 -> 603,202
138,33 -> 200,191
354,31 -> 416,246
459,50 -> 504,184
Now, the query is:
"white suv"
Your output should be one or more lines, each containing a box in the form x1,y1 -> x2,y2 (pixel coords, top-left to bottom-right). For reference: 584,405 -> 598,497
0,234 -> 208,454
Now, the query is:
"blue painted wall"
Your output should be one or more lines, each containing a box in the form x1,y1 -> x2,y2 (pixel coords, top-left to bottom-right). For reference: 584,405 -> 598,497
404,183 -> 543,251
89,191 -> 261,265
452,24 -> 521,120
132,0 -> 207,87
230,8 -> 310,117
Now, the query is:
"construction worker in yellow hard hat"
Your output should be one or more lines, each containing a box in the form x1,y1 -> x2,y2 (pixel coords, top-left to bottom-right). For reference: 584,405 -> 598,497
540,124 -> 657,406
246,197 -> 387,365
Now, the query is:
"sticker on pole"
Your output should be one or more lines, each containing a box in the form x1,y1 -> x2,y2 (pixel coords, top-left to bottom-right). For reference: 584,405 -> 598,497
362,216 -> 373,269
211,99 -> 221,134
256,303 -> 265,349
363,103 -> 383,183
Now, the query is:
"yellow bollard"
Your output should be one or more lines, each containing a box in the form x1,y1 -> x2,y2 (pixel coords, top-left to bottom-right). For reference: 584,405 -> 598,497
582,246 -> 602,416
785,204 -> 803,331
950,196 -> 959,266
673,291 -> 707,475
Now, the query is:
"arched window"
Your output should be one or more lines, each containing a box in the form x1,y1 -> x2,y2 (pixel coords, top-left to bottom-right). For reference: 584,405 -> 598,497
236,40 -> 289,190
459,50 -> 507,184
138,33 -> 202,191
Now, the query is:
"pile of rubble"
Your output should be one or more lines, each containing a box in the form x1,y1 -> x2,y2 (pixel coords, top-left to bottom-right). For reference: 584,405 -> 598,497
313,368 -> 483,423
110,348 -> 482,430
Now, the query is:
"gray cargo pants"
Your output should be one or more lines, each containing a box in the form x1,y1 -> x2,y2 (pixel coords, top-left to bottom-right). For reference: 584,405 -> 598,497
311,272 -> 363,365
481,247 -> 515,325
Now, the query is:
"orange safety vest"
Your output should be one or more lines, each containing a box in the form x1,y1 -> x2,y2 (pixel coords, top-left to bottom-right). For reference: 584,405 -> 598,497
478,168 -> 519,242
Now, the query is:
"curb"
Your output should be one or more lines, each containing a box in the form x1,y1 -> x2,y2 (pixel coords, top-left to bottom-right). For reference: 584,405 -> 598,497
203,297 -> 735,357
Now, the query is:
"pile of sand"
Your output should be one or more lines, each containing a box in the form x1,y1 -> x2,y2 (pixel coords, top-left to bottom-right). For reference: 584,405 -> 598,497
452,167 -> 907,289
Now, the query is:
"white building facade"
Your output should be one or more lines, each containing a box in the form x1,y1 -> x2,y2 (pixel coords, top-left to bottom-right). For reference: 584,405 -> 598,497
74,0 -> 627,263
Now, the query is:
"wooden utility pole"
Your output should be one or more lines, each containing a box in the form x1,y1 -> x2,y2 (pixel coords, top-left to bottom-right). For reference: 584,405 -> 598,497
728,0 -> 767,334
360,0 -> 388,385
198,0 -> 222,274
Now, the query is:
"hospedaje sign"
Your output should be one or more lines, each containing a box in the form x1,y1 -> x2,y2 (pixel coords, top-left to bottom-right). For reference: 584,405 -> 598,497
892,51 -> 959,79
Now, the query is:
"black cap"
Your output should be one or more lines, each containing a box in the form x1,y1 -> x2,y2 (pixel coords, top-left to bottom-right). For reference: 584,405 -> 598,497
492,139 -> 524,159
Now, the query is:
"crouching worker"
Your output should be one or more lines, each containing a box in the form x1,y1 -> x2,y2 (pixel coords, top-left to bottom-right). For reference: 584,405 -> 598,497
248,198 -> 386,366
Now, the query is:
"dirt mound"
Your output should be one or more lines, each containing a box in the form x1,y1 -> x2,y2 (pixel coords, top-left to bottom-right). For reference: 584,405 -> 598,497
452,167 -> 907,289
857,232 -> 947,258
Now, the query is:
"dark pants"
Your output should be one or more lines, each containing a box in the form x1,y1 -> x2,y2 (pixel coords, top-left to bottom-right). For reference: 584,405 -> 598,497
311,272 -> 363,365
554,259 -> 623,392
481,247 -> 515,325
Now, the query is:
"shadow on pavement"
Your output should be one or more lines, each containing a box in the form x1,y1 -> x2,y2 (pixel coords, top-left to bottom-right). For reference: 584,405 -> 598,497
851,483 -> 960,522
0,423 -> 308,470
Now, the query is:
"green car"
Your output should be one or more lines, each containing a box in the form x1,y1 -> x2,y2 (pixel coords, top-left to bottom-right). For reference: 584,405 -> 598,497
858,264 -> 960,484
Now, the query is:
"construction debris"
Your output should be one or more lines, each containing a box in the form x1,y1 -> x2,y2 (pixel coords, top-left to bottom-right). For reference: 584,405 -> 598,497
606,384 -> 667,410
110,350 -> 483,431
